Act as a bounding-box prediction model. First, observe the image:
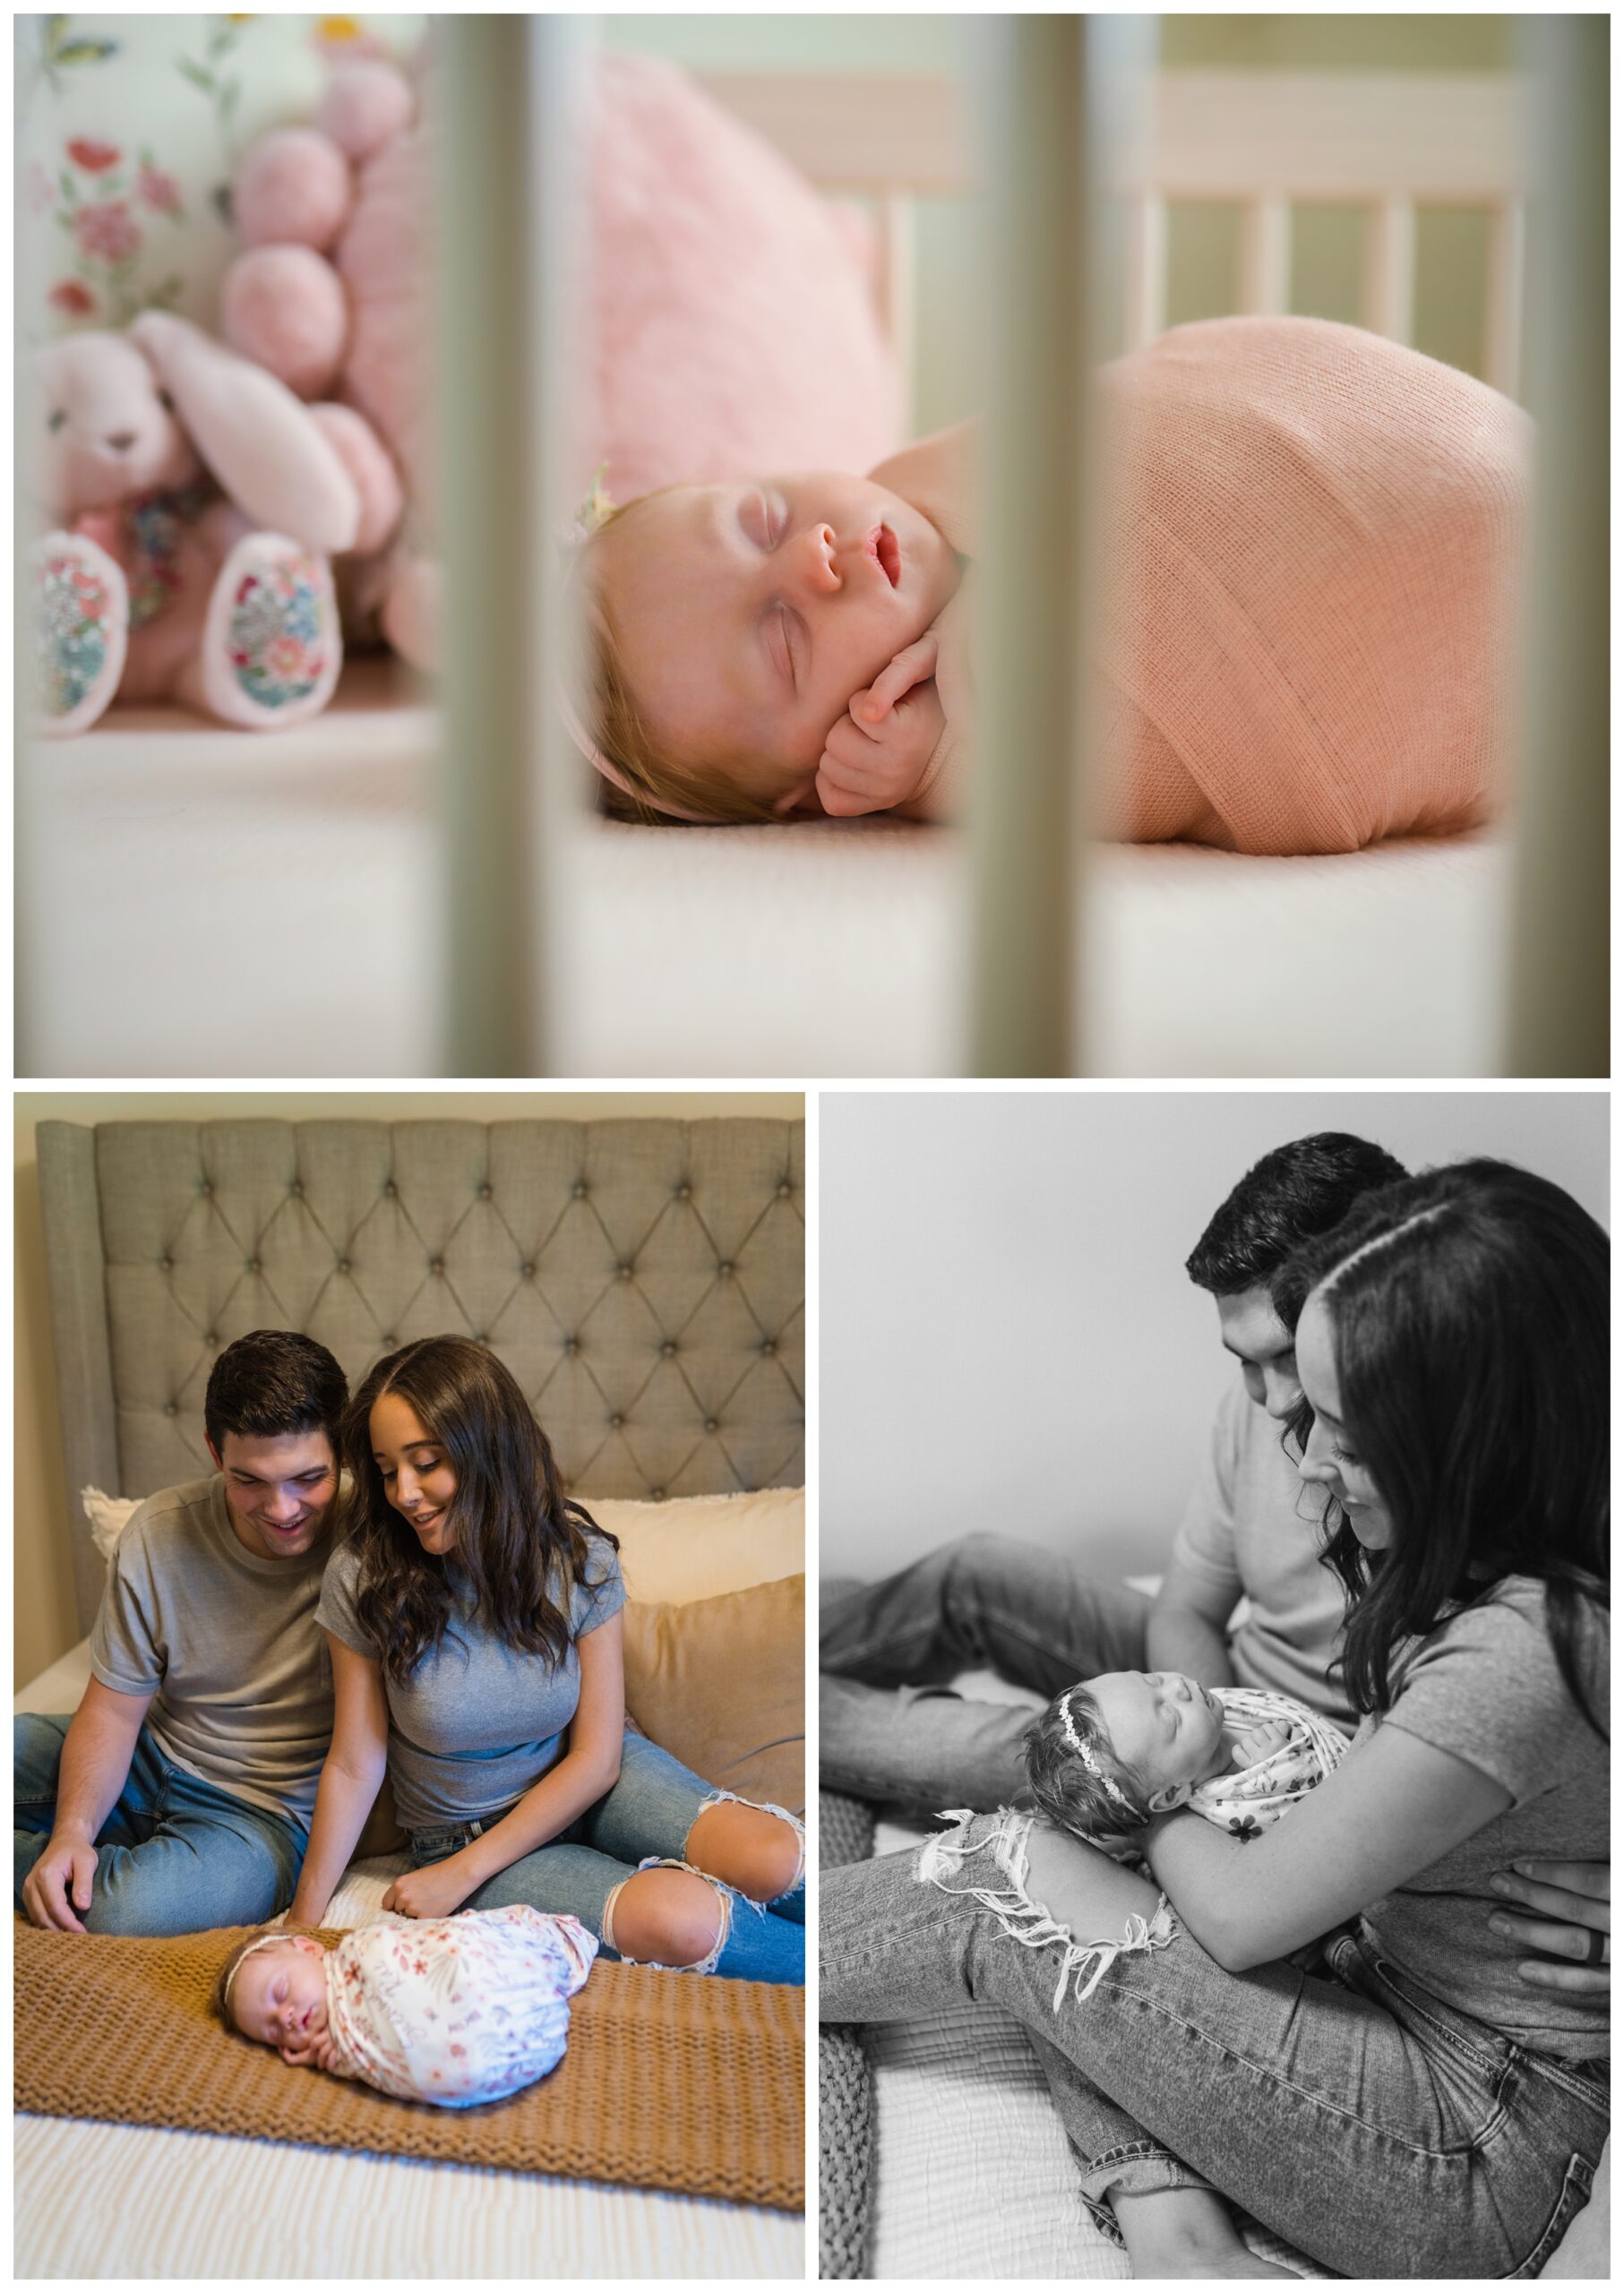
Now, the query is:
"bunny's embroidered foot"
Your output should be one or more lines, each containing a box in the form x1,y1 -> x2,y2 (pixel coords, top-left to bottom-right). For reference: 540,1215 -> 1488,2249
196,531 -> 342,728
31,531 -> 129,736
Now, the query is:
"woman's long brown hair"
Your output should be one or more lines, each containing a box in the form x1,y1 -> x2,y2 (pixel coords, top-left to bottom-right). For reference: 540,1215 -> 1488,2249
344,1336 -> 617,1686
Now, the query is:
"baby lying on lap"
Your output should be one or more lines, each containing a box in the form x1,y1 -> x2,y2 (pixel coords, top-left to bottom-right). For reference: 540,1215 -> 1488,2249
1025,1670 -> 1349,1851
216,1904 -> 595,2107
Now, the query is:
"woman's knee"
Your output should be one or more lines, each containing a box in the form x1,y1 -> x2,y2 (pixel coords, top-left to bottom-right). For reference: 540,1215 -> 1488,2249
606,1867 -> 727,1971
683,1799 -> 803,1903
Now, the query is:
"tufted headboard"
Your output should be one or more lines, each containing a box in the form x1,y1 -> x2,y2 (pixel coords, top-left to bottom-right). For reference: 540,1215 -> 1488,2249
38,1117 -> 805,1636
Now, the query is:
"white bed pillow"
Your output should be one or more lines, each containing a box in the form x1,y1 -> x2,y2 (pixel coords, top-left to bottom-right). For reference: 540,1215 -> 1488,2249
82,1483 -> 803,1607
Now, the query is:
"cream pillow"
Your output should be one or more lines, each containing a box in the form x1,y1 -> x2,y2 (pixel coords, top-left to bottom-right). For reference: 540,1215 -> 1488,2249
581,1486 -> 803,1607
82,1487 -> 141,1561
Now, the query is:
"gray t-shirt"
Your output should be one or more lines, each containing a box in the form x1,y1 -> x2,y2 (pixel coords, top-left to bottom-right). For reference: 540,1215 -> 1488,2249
90,1474 -> 335,1828
316,1532 -> 626,1831
1172,1379 -> 1353,1730
1353,1576 -> 1608,2062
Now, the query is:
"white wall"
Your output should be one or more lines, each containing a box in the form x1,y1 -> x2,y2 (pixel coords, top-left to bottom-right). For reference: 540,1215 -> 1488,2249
819,1091 -> 1610,1583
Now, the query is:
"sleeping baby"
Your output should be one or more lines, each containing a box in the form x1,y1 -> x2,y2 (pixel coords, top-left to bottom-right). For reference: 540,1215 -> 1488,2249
569,314 -> 1530,853
1023,1670 -> 1350,1851
216,1904 -> 596,2107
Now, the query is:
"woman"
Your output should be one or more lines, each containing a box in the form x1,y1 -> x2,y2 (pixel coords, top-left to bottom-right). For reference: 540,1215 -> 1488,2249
821,1162 -> 1608,2276
288,1337 -> 803,1981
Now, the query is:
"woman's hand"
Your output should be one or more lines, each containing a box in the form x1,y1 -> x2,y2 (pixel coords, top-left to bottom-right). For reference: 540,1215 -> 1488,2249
382,1855 -> 477,1921
1491,1859 -> 1610,1993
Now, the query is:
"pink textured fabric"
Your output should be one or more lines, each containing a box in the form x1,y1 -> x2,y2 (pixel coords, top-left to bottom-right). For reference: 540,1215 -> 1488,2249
879,319 -> 1532,854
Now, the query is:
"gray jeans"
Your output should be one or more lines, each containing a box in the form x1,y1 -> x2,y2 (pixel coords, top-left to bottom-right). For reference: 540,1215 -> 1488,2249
820,1808 -> 1608,2278
821,1532 -> 1150,1810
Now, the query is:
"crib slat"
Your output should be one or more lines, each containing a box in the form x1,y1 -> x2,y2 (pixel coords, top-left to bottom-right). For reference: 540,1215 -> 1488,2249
1124,192 -> 1168,349
969,16 -> 1093,1076
1503,21 -> 1607,1075
1238,195 -> 1292,317
1362,195 -> 1416,342
1484,197 -> 1525,399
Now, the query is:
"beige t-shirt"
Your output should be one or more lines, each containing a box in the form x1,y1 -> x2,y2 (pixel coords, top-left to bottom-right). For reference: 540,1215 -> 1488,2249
1170,1379 -> 1353,1731
89,1474 -> 334,1827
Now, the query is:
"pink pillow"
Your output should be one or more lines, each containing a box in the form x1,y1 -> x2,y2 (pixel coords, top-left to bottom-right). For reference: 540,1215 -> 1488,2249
334,53 -> 904,523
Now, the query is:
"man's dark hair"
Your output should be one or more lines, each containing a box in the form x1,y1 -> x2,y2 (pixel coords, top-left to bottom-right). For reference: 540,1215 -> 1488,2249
204,1330 -> 348,1456
1185,1133 -> 1409,1297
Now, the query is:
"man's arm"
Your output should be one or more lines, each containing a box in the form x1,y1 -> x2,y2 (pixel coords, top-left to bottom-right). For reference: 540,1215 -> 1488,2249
20,1678 -> 154,1933
1145,1550 -> 1239,1692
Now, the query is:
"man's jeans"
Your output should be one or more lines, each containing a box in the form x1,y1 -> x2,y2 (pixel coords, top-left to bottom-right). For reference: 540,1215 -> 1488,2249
14,1713 -> 305,1935
412,1729 -> 805,1984
821,1810 -> 1610,2278
821,1533 -> 1151,1810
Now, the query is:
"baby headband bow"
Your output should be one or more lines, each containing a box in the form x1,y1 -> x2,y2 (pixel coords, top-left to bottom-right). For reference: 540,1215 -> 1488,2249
1059,1690 -> 1133,1812
220,1931 -> 296,2014
554,466 -> 718,827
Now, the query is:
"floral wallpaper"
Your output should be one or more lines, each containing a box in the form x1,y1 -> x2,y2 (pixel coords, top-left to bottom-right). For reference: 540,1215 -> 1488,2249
16,13 -> 424,343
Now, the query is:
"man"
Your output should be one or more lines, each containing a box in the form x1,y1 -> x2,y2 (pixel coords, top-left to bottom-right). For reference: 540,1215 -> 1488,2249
16,1329 -> 346,1936
821,1132 -> 1608,1990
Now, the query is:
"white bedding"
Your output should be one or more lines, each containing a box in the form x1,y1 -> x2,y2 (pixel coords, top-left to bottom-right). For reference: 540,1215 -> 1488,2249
14,1639 -> 803,2281
21,673 -> 1503,1078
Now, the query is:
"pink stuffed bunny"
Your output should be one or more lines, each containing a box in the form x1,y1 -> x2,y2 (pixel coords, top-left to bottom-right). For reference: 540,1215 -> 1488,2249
30,311 -> 373,734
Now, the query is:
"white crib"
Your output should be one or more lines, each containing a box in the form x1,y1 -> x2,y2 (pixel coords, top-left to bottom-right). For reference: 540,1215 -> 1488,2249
17,29 -> 1605,1080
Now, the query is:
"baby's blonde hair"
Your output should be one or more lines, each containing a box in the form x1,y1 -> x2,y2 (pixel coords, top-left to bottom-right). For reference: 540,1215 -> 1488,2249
574,499 -> 792,828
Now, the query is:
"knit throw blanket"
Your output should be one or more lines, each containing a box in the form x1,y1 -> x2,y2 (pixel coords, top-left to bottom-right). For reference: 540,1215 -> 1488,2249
818,1790 -> 879,2279
14,1920 -> 803,2211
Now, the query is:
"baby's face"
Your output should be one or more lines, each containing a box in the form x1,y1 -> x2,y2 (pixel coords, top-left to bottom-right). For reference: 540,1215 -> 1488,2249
592,469 -> 961,807
1089,1670 -> 1227,1796
232,1937 -> 329,2055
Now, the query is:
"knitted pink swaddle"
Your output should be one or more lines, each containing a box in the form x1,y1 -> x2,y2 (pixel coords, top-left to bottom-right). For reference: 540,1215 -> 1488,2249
880,317 -> 1533,854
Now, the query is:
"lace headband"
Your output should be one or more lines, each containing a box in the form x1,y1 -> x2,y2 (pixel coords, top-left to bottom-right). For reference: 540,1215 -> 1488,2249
1058,1689 -> 1134,1812
554,467 -> 717,827
221,1932 -> 300,2015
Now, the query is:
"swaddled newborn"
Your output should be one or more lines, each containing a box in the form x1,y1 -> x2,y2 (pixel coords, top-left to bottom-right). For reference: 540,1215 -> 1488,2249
1025,1670 -> 1349,1850
574,316 -> 1530,851
218,1904 -> 596,2107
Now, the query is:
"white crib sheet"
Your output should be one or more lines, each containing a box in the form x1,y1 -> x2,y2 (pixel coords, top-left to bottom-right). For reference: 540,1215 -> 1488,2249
13,1639 -> 803,2281
22,678 -> 1503,1078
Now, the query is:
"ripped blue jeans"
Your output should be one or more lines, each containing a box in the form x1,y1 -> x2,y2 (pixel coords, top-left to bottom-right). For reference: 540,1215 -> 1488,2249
820,1809 -> 1608,2277
412,1729 -> 803,1983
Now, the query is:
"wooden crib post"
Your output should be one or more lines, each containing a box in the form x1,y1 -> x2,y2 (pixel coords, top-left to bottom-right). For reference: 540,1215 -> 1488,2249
1502,17 -> 1608,1076
437,18 -> 582,1077
967,17 -> 1098,1077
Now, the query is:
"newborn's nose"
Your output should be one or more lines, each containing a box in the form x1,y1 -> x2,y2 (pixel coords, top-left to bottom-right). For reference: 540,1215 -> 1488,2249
795,524 -> 841,597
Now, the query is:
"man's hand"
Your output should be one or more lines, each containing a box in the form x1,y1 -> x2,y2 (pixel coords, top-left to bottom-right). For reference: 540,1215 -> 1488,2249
20,1831 -> 99,1934
815,634 -> 944,818
1491,1859 -> 1610,1994
382,1855 -> 475,1921
1231,1719 -> 1293,1770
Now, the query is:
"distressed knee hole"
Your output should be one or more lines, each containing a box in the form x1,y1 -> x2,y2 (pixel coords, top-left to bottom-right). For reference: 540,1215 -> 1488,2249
683,1799 -> 804,1903
605,1866 -> 728,1971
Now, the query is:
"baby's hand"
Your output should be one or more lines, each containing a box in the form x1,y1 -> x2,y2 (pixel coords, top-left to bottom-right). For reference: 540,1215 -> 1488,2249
1232,1719 -> 1294,1769
816,633 -> 944,818
280,2027 -> 339,2074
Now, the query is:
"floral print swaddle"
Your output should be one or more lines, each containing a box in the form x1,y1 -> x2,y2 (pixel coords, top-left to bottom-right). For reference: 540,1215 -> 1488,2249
323,1904 -> 597,2107
1190,1686 -> 1350,1840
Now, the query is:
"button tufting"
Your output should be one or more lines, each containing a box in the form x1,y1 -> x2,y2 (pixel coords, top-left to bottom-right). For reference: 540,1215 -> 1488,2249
247,1258 -> 261,1275
651,1487 -> 666,1502
338,1258 -> 351,1275
563,1337 -> 579,1356
520,1262 -> 535,1279
164,1402 -> 178,1417
571,1181 -> 588,1199
478,1182 -> 493,1199
777,1180 -> 792,1198
473,1333 -> 488,1345
762,1340 -> 777,1357
430,1258 -> 444,1275
205,1333 -> 218,1348
717,1261 -> 734,1278
609,1413 -> 623,1430
675,1183 -> 692,1201
291,1180 -> 304,1196
617,1262 -> 632,1281
159,1256 -> 173,1271
660,1341 -> 676,1359
200,1181 -> 211,1196
704,1417 -> 719,1435
384,1180 -> 397,1198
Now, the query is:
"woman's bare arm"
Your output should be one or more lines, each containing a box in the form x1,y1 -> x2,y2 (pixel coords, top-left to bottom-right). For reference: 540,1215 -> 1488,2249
287,1635 -> 390,1928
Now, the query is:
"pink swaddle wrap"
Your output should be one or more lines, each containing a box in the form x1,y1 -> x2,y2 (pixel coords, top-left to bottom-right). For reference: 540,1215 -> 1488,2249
874,316 -> 1532,853
323,1905 -> 597,2108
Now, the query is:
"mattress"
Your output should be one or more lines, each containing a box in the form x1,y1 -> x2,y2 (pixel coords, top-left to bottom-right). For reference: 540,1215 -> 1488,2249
21,673 -> 1504,1078
13,1640 -> 803,2281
